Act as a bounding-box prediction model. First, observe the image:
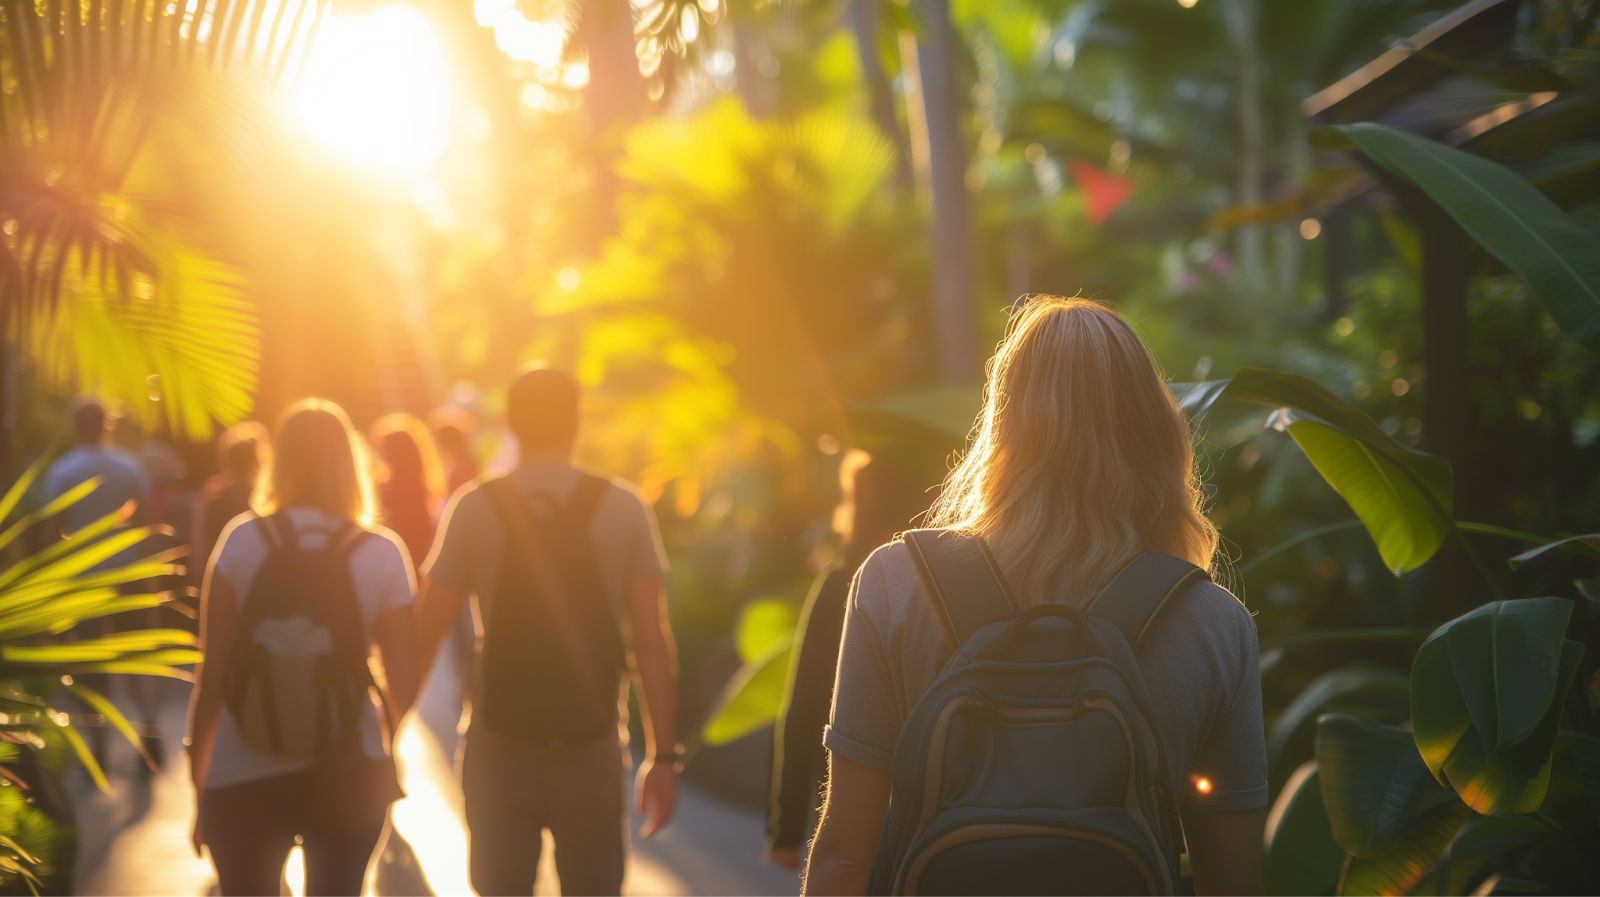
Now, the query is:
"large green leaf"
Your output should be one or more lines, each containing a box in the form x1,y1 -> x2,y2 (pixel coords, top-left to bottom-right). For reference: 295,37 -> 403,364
734,598 -> 800,665
1335,122 -> 1600,357
1562,731 -> 1600,820
1337,798 -> 1471,897
1417,815 -> 1548,897
1287,420 -> 1451,575
1412,599 -> 1584,815
1179,367 -> 1454,574
1264,762 -> 1348,896
1268,665 -> 1411,775
701,644 -> 792,747
1316,714 -> 1438,858
1445,600 -> 1574,747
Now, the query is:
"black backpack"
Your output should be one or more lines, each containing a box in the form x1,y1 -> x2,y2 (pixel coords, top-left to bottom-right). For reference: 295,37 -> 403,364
867,529 -> 1208,896
223,514 -> 375,759
479,475 -> 626,746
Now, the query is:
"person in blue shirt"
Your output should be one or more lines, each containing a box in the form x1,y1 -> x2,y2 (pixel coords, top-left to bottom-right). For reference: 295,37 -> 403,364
41,398 -> 151,567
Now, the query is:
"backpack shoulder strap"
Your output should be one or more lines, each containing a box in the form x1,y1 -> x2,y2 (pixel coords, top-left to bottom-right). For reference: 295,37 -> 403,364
563,474 -> 611,529
1084,552 -> 1210,646
262,512 -> 295,554
901,529 -> 1017,645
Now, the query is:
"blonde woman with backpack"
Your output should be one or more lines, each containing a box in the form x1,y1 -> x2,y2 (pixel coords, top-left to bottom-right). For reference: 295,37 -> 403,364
803,298 -> 1265,896
187,399 -> 420,896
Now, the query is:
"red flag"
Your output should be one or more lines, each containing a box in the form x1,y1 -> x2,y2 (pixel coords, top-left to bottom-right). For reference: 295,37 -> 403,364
1067,156 -> 1135,226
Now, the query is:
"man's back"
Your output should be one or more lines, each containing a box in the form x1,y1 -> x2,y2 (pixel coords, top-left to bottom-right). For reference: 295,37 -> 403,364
44,445 -> 151,568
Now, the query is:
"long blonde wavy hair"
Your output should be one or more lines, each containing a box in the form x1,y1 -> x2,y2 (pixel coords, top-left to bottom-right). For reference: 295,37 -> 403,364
253,398 -> 376,527
928,296 -> 1218,606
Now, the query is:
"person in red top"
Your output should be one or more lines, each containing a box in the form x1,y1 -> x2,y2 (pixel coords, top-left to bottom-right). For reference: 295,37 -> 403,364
370,414 -> 445,574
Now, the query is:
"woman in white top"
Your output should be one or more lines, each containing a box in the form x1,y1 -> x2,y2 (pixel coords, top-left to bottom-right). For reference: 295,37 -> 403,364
187,399 -> 419,896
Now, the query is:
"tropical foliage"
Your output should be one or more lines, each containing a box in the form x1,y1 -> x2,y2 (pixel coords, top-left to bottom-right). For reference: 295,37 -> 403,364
0,0 -> 331,437
0,451 -> 199,891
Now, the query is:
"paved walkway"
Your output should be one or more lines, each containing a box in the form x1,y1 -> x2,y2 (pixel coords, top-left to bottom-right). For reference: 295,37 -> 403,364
71,640 -> 801,896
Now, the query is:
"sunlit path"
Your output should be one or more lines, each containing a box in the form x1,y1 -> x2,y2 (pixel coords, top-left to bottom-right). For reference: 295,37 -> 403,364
395,636 -> 798,897
72,638 -> 798,896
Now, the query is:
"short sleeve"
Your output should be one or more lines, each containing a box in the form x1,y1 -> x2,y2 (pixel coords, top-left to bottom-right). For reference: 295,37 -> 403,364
1188,624 -> 1268,812
423,485 -> 479,594
210,515 -> 264,598
363,530 -> 416,614
610,481 -> 667,582
822,560 -> 901,771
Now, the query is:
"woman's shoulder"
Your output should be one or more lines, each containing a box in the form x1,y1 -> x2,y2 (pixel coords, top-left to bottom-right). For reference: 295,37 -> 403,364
353,524 -> 411,569
1151,576 -> 1256,647
852,541 -> 926,614
214,512 -> 265,555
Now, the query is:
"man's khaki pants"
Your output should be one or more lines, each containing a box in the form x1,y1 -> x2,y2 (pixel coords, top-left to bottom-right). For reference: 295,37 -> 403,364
462,726 -> 628,896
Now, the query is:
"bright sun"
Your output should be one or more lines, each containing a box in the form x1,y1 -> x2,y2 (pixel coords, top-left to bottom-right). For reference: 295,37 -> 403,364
294,6 -> 451,176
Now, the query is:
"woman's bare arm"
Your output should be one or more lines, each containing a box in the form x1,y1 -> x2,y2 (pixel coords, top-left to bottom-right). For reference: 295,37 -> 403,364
802,753 -> 891,896
372,606 -> 420,722
186,560 -> 237,853
1183,806 -> 1264,896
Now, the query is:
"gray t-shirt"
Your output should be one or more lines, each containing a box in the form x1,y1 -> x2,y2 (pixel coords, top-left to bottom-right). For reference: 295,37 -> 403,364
825,542 -> 1268,814
424,463 -> 669,648
43,445 -> 151,570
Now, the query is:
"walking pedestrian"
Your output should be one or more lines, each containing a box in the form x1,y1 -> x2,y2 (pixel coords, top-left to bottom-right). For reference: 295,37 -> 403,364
370,413 -> 445,574
428,404 -> 479,500
764,449 -> 929,871
802,297 -> 1266,896
415,365 -> 679,897
41,398 -> 150,558
192,421 -> 270,592
186,398 -> 420,896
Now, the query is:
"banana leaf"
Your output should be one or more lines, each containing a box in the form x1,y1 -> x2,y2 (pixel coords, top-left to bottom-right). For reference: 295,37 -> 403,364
1316,713 -> 1438,858
1333,122 -> 1600,357
1412,599 -> 1584,815
1264,762 -> 1348,896
1337,797 -> 1471,897
1177,367 -> 1453,574
701,644 -> 792,747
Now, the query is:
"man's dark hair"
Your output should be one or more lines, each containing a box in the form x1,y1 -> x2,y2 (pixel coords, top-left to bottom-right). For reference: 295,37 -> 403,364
507,366 -> 579,450
70,399 -> 107,446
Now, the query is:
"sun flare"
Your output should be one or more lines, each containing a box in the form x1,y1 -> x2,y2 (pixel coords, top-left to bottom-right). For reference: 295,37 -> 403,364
294,6 -> 451,176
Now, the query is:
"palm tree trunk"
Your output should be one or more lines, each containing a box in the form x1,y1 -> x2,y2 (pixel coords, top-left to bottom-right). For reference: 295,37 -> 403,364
914,0 -> 976,382
848,0 -> 911,190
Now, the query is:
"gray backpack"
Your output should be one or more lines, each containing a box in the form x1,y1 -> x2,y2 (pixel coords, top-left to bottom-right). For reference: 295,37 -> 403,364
866,529 -> 1207,896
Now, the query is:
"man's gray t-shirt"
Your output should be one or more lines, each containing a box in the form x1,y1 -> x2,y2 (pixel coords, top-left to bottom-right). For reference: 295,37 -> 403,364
423,463 -> 669,684
825,542 -> 1268,814
43,445 -> 151,570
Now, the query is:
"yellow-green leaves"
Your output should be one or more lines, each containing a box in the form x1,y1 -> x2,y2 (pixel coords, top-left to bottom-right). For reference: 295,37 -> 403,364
1178,367 -> 1453,574
1410,598 -> 1583,815
701,597 -> 801,747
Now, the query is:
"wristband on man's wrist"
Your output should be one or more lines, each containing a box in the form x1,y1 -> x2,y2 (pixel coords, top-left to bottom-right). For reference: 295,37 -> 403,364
654,743 -> 686,771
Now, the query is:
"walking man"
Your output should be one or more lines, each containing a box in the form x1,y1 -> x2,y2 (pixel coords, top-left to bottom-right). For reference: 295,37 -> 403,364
42,398 -> 150,555
415,365 -> 679,896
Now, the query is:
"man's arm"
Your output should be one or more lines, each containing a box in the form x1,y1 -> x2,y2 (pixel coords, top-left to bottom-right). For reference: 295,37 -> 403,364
413,577 -> 466,690
626,574 -> 678,837
1183,806 -> 1264,896
802,753 -> 891,895
372,607 -> 420,722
